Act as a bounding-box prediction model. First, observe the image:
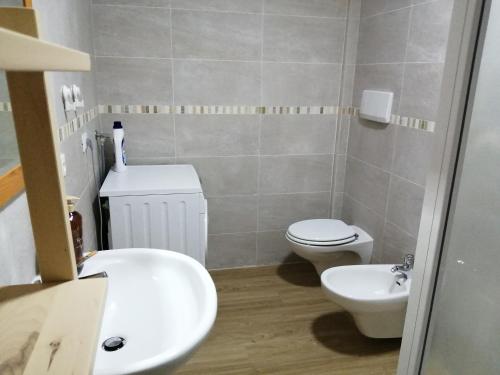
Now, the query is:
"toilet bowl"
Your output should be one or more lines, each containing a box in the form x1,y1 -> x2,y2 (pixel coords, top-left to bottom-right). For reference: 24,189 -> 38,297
285,219 -> 373,275
321,264 -> 411,338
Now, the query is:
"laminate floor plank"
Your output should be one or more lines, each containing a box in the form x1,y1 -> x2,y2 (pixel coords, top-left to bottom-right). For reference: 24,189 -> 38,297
178,263 -> 400,375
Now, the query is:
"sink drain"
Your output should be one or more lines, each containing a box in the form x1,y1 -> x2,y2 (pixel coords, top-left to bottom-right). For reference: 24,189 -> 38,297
102,337 -> 126,352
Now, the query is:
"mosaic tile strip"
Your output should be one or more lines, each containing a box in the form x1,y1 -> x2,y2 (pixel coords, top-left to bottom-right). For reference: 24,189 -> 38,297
389,114 -> 436,132
97,104 -> 435,132
3,103 -> 351,116
2,101 -> 435,137
348,107 -> 436,132
98,104 -> 172,114
1,102 -> 99,142
58,106 -> 99,142
97,104 -> 341,116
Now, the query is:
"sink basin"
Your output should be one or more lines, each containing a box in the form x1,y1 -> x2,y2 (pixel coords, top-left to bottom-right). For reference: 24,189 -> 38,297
80,248 -> 217,375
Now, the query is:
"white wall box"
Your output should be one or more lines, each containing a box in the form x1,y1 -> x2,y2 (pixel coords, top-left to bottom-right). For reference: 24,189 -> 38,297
100,165 -> 207,265
359,90 -> 394,124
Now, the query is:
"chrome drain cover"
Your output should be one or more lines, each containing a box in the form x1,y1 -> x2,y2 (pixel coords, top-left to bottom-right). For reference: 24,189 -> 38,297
102,336 -> 126,352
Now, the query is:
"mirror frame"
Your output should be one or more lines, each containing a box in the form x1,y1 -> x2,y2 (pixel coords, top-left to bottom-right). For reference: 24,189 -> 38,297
0,165 -> 24,207
0,0 -> 30,208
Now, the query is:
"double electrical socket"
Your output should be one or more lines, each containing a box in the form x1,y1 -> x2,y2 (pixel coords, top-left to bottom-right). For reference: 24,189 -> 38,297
61,84 -> 84,112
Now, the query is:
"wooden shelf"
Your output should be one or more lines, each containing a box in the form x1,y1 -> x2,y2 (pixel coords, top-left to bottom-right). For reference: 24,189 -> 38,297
0,279 -> 107,375
0,26 -> 90,72
0,7 -> 105,375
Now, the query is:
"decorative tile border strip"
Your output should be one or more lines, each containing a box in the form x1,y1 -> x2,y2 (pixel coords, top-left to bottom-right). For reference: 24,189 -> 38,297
58,106 -> 99,142
1,101 -> 99,142
97,104 -> 435,132
347,107 -> 435,132
389,113 -> 436,132
1,101 -> 435,137
97,104 -> 341,115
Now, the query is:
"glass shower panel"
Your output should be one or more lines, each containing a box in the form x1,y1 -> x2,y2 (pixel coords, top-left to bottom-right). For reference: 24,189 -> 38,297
420,1 -> 500,374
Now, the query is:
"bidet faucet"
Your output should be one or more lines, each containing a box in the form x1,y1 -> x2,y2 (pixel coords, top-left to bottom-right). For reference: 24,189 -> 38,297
391,254 -> 414,273
79,271 -> 108,279
394,272 -> 408,286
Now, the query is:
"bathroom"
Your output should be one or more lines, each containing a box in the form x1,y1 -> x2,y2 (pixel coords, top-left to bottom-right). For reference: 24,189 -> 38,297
0,0 -> 499,374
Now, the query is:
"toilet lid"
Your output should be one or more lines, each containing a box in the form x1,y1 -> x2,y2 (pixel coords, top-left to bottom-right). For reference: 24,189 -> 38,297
287,219 -> 356,243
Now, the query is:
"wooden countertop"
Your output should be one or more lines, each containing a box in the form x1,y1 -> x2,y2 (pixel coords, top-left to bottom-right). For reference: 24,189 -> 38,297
0,279 -> 107,375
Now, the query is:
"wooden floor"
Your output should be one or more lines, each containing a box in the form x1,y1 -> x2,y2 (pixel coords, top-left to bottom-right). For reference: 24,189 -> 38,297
177,263 -> 401,375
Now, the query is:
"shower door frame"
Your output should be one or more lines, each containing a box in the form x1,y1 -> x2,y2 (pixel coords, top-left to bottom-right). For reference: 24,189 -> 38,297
396,0 -> 489,373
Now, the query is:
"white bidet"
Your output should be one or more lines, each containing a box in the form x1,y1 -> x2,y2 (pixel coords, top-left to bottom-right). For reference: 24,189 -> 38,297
321,264 -> 411,338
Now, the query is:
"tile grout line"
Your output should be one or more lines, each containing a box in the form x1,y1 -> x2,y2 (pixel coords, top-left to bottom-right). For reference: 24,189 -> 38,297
208,231 -> 258,237
93,55 -> 344,65
382,1 -> 415,251
93,2 -> 348,20
172,6 -> 347,20
341,0 -> 358,217
344,190 -> 420,248
255,2 -> 265,261
343,192 -> 386,221
361,5 -> 415,19
346,154 -> 426,189
398,0 -> 414,117
382,173 -> 393,255
329,6 -> 352,218
205,191 -> 333,199
384,217 -> 419,242
209,228 -> 311,236
377,0 -> 416,253
355,61 -> 446,66
89,1 -> 106,182
360,0 -> 440,20
135,153 -> 332,158
168,6 -> 177,164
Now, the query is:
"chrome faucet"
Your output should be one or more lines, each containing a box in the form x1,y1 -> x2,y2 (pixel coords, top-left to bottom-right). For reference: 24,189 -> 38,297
79,271 -> 108,279
76,250 -> 107,279
391,254 -> 414,286
391,254 -> 414,273
394,272 -> 408,286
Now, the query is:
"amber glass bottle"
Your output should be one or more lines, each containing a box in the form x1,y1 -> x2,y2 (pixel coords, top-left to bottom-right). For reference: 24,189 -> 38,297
67,197 -> 83,264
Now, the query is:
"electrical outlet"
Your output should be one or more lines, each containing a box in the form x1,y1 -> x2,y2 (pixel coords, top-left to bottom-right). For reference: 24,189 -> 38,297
71,84 -> 84,108
61,85 -> 76,112
60,153 -> 67,177
81,132 -> 88,153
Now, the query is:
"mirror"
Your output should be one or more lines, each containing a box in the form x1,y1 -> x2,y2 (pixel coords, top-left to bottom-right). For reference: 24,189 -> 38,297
0,69 -> 24,207
0,70 -> 20,175
0,0 -> 28,207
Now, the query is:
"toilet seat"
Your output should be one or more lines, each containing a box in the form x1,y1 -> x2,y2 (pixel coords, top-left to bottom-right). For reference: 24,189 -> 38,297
285,232 -> 358,246
286,219 -> 357,246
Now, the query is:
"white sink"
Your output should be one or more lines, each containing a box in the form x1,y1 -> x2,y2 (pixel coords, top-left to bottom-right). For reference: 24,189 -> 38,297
80,248 -> 217,375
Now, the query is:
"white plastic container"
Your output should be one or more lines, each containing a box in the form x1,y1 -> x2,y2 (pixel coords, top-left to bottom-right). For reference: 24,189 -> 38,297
112,121 -> 126,172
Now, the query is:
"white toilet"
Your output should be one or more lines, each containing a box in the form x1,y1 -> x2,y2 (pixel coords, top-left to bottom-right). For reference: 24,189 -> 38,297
321,264 -> 411,338
286,219 -> 373,275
